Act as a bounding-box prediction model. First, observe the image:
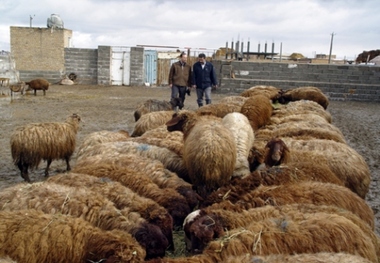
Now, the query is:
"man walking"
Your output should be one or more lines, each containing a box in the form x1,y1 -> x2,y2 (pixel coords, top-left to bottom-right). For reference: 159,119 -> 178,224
168,52 -> 192,110
192,53 -> 218,107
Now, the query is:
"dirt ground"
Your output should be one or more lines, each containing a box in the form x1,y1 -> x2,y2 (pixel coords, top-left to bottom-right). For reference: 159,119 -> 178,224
0,84 -> 379,238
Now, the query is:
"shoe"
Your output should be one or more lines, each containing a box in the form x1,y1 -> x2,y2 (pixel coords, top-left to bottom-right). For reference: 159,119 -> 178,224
186,88 -> 191,96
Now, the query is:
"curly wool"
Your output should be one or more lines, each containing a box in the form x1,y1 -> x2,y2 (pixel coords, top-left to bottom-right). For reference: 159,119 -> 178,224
240,94 -> 273,131
0,209 -> 145,263
131,110 -> 174,137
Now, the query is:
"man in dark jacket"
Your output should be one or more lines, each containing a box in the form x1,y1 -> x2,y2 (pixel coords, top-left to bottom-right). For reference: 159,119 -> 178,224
191,53 -> 218,107
168,52 -> 192,110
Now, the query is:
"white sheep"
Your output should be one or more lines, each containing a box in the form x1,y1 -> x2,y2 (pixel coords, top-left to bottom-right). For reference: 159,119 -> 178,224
222,112 -> 255,178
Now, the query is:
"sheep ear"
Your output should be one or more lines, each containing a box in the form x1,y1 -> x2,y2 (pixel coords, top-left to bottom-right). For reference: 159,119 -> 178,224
166,115 -> 181,127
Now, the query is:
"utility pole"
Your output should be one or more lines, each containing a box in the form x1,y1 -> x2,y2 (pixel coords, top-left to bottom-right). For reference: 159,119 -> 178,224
30,15 -> 35,27
328,32 -> 336,64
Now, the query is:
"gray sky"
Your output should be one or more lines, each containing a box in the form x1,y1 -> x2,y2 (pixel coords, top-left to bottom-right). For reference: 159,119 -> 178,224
1,0 -> 379,60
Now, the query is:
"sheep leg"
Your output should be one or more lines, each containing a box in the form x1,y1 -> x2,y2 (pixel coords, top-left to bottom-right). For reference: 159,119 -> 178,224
65,157 -> 71,171
34,89 -> 36,96
44,159 -> 52,177
17,161 -> 30,183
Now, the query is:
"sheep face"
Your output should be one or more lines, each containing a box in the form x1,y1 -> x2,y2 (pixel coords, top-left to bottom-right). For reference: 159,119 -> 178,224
187,215 -> 224,254
132,222 -> 169,259
166,112 -> 188,132
264,138 -> 290,167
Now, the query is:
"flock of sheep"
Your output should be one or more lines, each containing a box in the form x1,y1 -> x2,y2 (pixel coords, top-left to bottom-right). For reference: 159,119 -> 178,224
1,85 -> 378,263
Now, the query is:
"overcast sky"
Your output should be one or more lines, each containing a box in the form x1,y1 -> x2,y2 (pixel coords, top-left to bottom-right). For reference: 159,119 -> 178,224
1,0 -> 378,60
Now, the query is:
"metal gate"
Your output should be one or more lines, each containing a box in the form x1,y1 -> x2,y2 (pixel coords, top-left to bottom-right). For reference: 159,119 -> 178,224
144,50 -> 157,85
111,47 -> 131,85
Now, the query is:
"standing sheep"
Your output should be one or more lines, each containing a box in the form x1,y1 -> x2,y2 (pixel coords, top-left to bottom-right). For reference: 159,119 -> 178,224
222,112 -> 255,178
166,110 -> 237,199
131,110 -> 175,137
278,86 -> 330,109
24,78 -> 49,95
134,99 -> 177,121
0,209 -> 146,263
240,94 -> 273,131
10,113 -> 81,182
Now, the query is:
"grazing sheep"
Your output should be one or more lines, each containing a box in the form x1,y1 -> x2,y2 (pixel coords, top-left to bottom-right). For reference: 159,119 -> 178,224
201,212 -> 377,262
24,78 -> 49,95
222,112 -> 255,177
76,153 -> 200,210
0,209 -> 146,263
76,129 -> 130,158
240,85 -> 281,102
256,118 -> 346,143
76,140 -> 189,183
10,113 -> 81,182
223,252 -> 374,263
195,103 -> 242,118
275,137 -> 371,198
0,182 -> 169,259
240,94 -> 273,131
47,172 -> 175,251
166,110 -> 237,199
9,82 -> 26,97
218,95 -> 248,107
205,181 -> 375,229
149,212 -> 377,263
279,86 -> 329,109
72,159 -> 191,227
272,100 -> 332,123
134,99 -> 173,121
184,204 -> 379,255
129,136 -> 184,157
131,110 -> 175,137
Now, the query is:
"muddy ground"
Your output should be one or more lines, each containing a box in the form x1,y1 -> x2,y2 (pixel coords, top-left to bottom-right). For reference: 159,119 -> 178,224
0,84 -> 379,239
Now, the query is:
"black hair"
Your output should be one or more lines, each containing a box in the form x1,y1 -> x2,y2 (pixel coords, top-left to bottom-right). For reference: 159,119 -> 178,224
180,51 -> 186,57
198,53 -> 206,58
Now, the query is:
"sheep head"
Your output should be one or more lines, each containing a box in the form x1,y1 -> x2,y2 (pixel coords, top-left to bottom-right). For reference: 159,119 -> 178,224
131,222 -> 169,259
166,110 -> 196,135
264,138 -> 290,167
187,214 -> 224,254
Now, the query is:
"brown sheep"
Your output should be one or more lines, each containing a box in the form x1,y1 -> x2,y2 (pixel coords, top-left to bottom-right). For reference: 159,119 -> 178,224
10,113 -> 81,182
0,182 -> 169,259
240,94 -> 273,131
131,110 -> 174,137
76,140 -> 189,184
256,118 -> 346,143
149,212 -> 377,263
272,99 -> 332,123
218,95 -> 248,107
202,181 -> 374,230
195,103 -> 242,118
133,99 -> 173,121
76,129 -> 130,158
166,110 -> 237,199
183,204 -> 380,256
275,137 -> 371,199
0,209 -> 146,262
240,85 -> 282,102
47,172 -> 175,251
25,78 -> 49,95
72,159 -> 191,227
279,86 -> 330,109
223,252 -> 374,263
76,153 -> 200,210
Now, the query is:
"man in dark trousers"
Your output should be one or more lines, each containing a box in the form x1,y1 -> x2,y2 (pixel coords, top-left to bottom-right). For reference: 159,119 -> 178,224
191,53 -> 218,107
168,52 -> 192,110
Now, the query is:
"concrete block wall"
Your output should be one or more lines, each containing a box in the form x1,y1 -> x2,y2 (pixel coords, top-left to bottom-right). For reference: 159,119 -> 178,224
130,47 -> 144,86
214,61 -> 380,102
97,46 -> 112,85
65,48 -> 98,85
